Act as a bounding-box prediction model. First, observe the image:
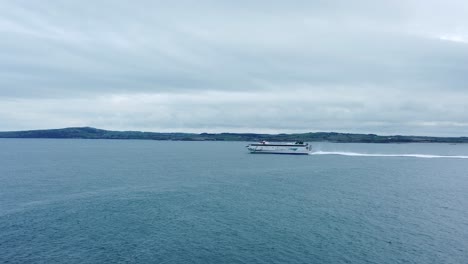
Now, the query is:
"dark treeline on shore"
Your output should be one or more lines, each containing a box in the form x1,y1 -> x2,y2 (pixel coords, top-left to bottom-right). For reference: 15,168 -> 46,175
0,127 -> 467,143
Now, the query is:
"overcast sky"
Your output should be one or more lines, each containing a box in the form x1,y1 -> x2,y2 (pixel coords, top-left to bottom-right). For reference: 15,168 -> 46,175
1,0 -> 468,136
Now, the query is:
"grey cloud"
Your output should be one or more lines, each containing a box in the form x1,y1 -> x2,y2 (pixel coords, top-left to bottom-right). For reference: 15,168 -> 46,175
0,1 -> 468,135
1,89 -> 468,136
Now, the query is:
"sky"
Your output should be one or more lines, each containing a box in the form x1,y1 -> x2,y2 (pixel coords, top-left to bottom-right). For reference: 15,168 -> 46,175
1,0 -> 468,136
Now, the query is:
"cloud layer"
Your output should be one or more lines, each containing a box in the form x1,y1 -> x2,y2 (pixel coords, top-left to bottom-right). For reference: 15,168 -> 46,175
1,1 -> 468,135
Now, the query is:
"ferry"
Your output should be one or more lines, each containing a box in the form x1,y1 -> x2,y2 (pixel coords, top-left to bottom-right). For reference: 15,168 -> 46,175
246,141 -> 311,155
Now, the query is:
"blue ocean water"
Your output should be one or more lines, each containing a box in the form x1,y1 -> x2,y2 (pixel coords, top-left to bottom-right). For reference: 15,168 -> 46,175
1,139 -> 467,263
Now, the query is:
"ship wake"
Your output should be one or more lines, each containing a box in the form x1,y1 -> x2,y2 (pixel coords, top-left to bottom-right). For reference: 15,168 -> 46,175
309,151 -> 468,159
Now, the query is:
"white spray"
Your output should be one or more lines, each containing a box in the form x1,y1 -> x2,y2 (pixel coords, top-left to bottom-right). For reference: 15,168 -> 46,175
309,151 -> 468,159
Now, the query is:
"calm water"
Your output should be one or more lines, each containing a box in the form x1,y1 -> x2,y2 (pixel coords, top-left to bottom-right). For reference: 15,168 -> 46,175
1,139 -> 468,263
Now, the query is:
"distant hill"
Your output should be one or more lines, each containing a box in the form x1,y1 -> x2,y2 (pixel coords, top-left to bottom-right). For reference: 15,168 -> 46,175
0,127 -> 467,143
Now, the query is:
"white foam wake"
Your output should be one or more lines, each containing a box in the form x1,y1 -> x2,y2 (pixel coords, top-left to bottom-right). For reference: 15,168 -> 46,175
309,151 -> 468,159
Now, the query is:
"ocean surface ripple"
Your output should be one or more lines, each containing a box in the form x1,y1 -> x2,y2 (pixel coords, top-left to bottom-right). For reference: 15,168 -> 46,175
1,140 -> 468,263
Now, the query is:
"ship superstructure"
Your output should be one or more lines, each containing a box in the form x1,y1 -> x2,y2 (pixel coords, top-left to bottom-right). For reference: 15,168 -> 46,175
246,141 -> 311,155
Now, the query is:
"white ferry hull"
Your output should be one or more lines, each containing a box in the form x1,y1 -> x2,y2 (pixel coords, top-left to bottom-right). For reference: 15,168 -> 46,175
247,142 -> 311,155
249,150 -> 310,155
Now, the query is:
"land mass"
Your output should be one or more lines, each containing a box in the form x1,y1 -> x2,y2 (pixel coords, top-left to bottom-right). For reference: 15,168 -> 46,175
0,127 -> 467,143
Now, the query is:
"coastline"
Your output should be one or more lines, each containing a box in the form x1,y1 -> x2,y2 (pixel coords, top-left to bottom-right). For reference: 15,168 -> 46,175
1,127 -> 467,143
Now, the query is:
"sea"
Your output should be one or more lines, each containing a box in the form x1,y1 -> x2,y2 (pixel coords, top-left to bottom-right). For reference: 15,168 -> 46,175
1,139 -> 467,264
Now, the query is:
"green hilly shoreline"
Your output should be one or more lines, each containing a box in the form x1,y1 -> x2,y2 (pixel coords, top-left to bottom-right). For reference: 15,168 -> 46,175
0,127 -> 467,143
